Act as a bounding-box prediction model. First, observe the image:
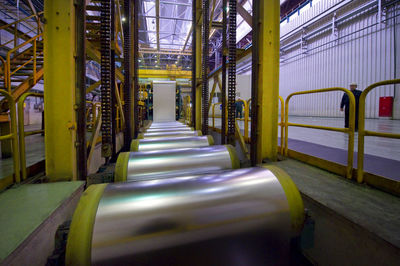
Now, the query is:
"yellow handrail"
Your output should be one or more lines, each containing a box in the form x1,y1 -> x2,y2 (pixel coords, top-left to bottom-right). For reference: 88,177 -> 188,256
0,89 -> 20,184
18,92 -> 44,180
0,12 -> 43,31
211,102 -> 221,130
6,33 -> 43,92
0,56 -> 8,90
278,96 -> 285,155
357,79 -> 400,183
285,88 -> 356,179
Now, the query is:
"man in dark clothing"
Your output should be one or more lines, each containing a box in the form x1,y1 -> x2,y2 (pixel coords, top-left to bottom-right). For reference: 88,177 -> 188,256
340,83 -> 362,131
235,99 -> 244,118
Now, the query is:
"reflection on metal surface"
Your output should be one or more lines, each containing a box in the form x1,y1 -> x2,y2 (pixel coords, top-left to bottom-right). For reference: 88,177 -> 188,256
149,121 -> 185,129
140,130 -> 201,139
123,145 -> 237,182
90,167 -> 303,264
145,127 -> 193,133
131,136 -> 212,151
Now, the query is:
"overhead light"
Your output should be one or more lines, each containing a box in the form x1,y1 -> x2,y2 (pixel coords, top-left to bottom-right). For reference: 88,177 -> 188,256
122,17 -> 126,22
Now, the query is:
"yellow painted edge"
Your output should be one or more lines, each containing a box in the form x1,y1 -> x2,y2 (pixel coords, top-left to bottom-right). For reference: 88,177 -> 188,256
206,135 -> 214,146
130,139 -> 140,151
196,130 -> 203,136
225,145 -> 240,169
137,133 -> 144,139
263,165 -> 305,234
114,152 -> 129,182
65,183 -> 107,266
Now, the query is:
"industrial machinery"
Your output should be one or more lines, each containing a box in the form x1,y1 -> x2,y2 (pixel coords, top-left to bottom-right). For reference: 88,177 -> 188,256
130,135 -> 214,151
115,145 -> 239,182
66,166 -> 304,265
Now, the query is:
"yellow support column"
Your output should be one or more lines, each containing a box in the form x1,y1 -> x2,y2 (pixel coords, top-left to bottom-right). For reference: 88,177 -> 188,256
195,1 -> 202,131
44,0 -> 77,181
256,0 -> 280,162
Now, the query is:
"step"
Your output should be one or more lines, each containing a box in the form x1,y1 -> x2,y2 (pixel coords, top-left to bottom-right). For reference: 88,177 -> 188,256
0,182 -> 84,265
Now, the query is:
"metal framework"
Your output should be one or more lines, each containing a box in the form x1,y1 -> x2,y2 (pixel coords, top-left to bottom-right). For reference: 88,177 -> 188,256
100,0 -> 112,159
201,0 -> 209,135
227,0 -> 236,145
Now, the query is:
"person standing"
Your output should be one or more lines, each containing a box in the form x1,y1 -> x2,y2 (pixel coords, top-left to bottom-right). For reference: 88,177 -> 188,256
340,83 -> 362,131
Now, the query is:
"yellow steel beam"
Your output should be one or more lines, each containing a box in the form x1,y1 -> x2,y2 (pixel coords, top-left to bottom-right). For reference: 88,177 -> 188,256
44,0 -> 77,181
138,69 -> 192,79
237,0 -> 252,27
256,0 -> 280,162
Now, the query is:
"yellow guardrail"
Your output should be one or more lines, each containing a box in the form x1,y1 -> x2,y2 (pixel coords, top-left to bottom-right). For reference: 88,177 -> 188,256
285,88 -> 356,179
357,79 -> 400,183
6,33 -> 43,93
18,92 -> 44,180
278,96 -> 285,155
0,89 -> 20,185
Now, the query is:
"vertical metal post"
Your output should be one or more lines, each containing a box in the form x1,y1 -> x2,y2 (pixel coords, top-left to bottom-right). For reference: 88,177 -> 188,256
227,0 -> 236,145
44,0 -> 77,180
133,0 -> 139,138
256,0 -> 280,162
123,0 -> 132,150
101,0 -> 112,160
201,0 -> 209,135
195,1 -> 202,131
221,0 -> 227,144
250,0 -> 259,165
75,0 -> 87,180
191,0 -> 196,127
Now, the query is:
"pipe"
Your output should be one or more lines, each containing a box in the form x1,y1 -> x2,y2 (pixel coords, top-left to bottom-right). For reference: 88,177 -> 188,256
130,135 -> 214,152
66,166 -> 305,265
138,130 -> 202,139
115,145 -> 239,182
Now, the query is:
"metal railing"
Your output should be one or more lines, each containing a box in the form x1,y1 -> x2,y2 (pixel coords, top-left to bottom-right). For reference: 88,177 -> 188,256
285,88 -> 356,179
0,89 -> 20,185
357,79 -> 400,183
0,12 -> 43,51
5,33 -> 43,93
18,92 -> 44,180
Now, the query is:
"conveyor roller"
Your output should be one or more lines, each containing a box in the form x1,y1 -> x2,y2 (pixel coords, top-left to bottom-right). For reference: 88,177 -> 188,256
66,166 -> 304,265
130,135 -> 214,151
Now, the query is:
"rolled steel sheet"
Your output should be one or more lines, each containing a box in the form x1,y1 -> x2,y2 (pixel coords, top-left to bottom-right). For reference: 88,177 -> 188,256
115,145 -> 239,182
66,166 -> 305,265
149,121 -> 185,129
130,135 -> 214,152
144,126 -> 193,133
138,130 -> 202,139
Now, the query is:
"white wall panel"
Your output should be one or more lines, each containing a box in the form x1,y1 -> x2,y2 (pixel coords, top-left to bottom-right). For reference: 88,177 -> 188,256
279,0 -> 399,118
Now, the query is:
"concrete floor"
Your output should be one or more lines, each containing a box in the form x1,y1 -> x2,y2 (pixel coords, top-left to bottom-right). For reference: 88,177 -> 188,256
210,116 -> 400,161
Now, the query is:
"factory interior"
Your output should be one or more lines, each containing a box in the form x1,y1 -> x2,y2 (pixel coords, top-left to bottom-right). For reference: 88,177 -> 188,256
0,0 -> 400,265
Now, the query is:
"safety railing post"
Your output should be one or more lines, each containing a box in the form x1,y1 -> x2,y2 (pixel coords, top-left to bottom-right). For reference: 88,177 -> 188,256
285,87 -> 355,179
0,90 -> 20,184
357,79 -> 400,183
18,92 -> 44,180
279,96 -> 285,155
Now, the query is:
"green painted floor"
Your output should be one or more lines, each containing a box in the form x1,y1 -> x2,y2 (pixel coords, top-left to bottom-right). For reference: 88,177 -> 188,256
270,159 -> 400,248
0,181 -> 84,262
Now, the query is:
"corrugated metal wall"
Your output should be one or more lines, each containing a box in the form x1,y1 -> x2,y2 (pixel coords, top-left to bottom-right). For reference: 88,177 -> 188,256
279,0 -> 400,118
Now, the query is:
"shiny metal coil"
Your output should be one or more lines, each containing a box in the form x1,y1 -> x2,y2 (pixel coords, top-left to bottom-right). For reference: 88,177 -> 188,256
144,127 -> 193,133
115,145 -> 239,182
138,130 -> 202,139
87,166 -> 304,264
130,135 -> 214,152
